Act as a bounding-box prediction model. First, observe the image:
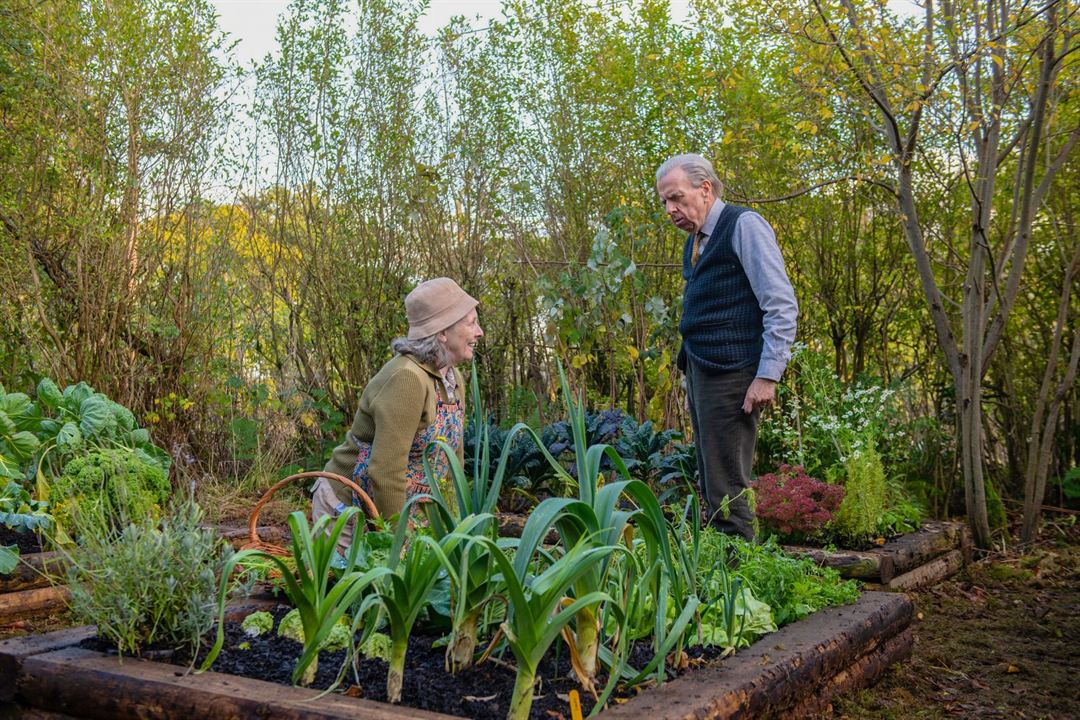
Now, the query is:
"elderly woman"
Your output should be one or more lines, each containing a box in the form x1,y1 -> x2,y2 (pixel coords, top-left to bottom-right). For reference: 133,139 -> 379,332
312,277 -> 484,545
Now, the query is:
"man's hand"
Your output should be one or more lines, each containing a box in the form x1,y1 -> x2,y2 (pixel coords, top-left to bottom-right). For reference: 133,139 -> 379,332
742,378 -> 777,414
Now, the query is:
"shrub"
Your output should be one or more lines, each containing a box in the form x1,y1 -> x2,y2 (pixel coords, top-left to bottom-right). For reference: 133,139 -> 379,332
831,446 -> 888,544
64,500 -> 229,656
752,464 -> 844,539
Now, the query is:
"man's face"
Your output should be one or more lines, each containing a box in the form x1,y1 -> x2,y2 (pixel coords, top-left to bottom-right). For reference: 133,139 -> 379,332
657,168 -> 714,234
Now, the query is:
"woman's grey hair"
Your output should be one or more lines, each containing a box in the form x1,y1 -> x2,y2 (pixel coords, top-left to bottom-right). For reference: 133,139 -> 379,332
391,333 -> 452,368
655,153 -> 723,197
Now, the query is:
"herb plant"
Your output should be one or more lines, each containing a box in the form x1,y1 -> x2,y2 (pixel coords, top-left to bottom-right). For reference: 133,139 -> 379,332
64,499 -> 228,656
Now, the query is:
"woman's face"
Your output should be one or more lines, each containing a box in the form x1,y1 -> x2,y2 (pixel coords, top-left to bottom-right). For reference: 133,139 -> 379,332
440,310 -> 484,366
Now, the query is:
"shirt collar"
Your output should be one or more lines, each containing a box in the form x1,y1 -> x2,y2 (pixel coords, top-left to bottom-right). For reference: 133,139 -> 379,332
699,198 -> 725,238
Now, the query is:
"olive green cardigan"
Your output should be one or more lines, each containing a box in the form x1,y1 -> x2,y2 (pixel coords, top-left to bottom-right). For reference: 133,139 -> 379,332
322,354 -> 464,518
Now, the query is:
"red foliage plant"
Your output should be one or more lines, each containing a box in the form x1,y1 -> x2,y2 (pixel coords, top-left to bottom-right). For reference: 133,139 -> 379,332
752,464 -> 844,538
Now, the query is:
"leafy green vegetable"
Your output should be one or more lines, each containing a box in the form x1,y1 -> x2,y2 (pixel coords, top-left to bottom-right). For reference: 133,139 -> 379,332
52,449 -> 169,533
241,611 -> 274,637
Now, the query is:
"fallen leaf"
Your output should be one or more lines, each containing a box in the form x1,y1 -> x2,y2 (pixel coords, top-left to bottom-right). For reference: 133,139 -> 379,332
464,694 -> 498,702
1007,664 -> 1020,673
343,685 -> 363,698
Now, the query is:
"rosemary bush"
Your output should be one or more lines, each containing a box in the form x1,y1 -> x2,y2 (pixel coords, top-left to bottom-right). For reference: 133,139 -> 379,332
65,500 -> 229,656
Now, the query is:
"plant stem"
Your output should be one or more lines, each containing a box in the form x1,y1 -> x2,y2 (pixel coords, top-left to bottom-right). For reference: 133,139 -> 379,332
299,653 -> 317,687
507,667 -> 537,720
447,611 -> 479,673
574,606 -> 599,681
386,638 -> 408,703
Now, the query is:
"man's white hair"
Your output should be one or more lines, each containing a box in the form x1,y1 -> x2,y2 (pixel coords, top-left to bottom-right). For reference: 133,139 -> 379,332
656,153 -> 723,197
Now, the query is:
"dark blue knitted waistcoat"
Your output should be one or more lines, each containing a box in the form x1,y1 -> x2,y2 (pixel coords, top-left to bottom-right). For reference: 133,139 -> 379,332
677,204 -> 764,373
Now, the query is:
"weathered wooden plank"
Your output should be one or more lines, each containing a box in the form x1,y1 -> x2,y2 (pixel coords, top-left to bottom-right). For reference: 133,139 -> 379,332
0,553 -> 68,593
0,626 -> 95,702
885,549 -> 965,592
0,703 -> 81,719
222,597 -> 283,624
882,521 -> 966,575
18,646 -> 459,720
4,594 -> 913,720
786,627 -> 914,718
597,591 -> 913,720
784,521 -> 968,582
780,545 -> 896,582
0,586 -> 70,625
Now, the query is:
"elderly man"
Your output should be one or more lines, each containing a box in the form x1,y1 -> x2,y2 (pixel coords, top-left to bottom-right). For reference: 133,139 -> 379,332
656,154 -> 797,540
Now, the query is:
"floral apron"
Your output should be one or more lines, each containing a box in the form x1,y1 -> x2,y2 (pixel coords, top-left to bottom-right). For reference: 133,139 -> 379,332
349,378 -> 463,518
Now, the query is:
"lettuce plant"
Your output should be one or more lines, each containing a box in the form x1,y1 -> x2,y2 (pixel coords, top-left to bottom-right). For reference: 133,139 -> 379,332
752,464 -> 844,540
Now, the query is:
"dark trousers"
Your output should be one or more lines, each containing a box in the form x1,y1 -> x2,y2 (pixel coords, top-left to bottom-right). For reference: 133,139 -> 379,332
685,362 -> 759,541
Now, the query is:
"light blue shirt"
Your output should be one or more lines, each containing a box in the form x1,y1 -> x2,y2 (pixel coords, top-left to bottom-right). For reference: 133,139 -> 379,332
698,199 -> 798,381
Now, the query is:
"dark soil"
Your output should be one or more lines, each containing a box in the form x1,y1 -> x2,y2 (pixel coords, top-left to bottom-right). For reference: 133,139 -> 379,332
0,526 -> 44,555
831,517 -> 1080,720
121,605 -> 722,720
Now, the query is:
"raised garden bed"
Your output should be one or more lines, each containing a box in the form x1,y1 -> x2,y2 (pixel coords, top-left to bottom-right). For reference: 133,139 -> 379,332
783,520 -> 972,590
0,591 -> 912,720
0,550 -> 69,625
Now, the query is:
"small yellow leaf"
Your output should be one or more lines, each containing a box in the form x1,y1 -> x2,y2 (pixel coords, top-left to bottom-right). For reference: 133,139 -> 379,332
625,345 -> 640,361
1007,664 -> 1020,673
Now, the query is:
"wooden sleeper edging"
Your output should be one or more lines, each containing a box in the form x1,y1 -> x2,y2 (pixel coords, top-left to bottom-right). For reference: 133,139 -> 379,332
595,591 -> 912,720
0,592 -> 912,720
783,520 -> 972,587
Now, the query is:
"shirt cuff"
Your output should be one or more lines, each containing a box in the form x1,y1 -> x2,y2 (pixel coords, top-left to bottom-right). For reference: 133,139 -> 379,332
756,357 -> 788,382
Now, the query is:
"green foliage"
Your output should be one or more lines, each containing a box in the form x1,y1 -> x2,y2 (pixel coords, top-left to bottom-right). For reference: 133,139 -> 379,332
35,380 -> 171,478
729,536 -> 860,626
203,508 -> 389,687
63,500 -> 228,656
277,608 -> 353,652
0,387 -> 40,481
832,445 -> 889,544
0,478 -> 51,533
240,611 -> 273,637
985,480 -> 1007,531
53,449 -> 170,534
1059,467 -> 1080,502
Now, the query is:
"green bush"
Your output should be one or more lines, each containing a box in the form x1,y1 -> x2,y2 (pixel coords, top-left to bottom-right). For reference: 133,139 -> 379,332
64,500 -> 229,656
53,449 -> 170,534
831,445 -> 888,544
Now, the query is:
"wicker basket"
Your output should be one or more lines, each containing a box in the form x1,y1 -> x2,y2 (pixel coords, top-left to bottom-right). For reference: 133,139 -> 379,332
242,471 -> 379,556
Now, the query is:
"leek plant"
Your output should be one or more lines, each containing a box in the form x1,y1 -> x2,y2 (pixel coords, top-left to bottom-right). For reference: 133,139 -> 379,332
550,363 -> 677,685
425,361 -> 591,673
476,503 -> 623,720
374,503 -> 490,702
201,508 -> 389,686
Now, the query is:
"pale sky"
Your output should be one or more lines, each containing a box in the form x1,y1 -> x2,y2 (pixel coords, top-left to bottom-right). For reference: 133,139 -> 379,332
212,0 -> 920,68
211,0 -> 691,67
